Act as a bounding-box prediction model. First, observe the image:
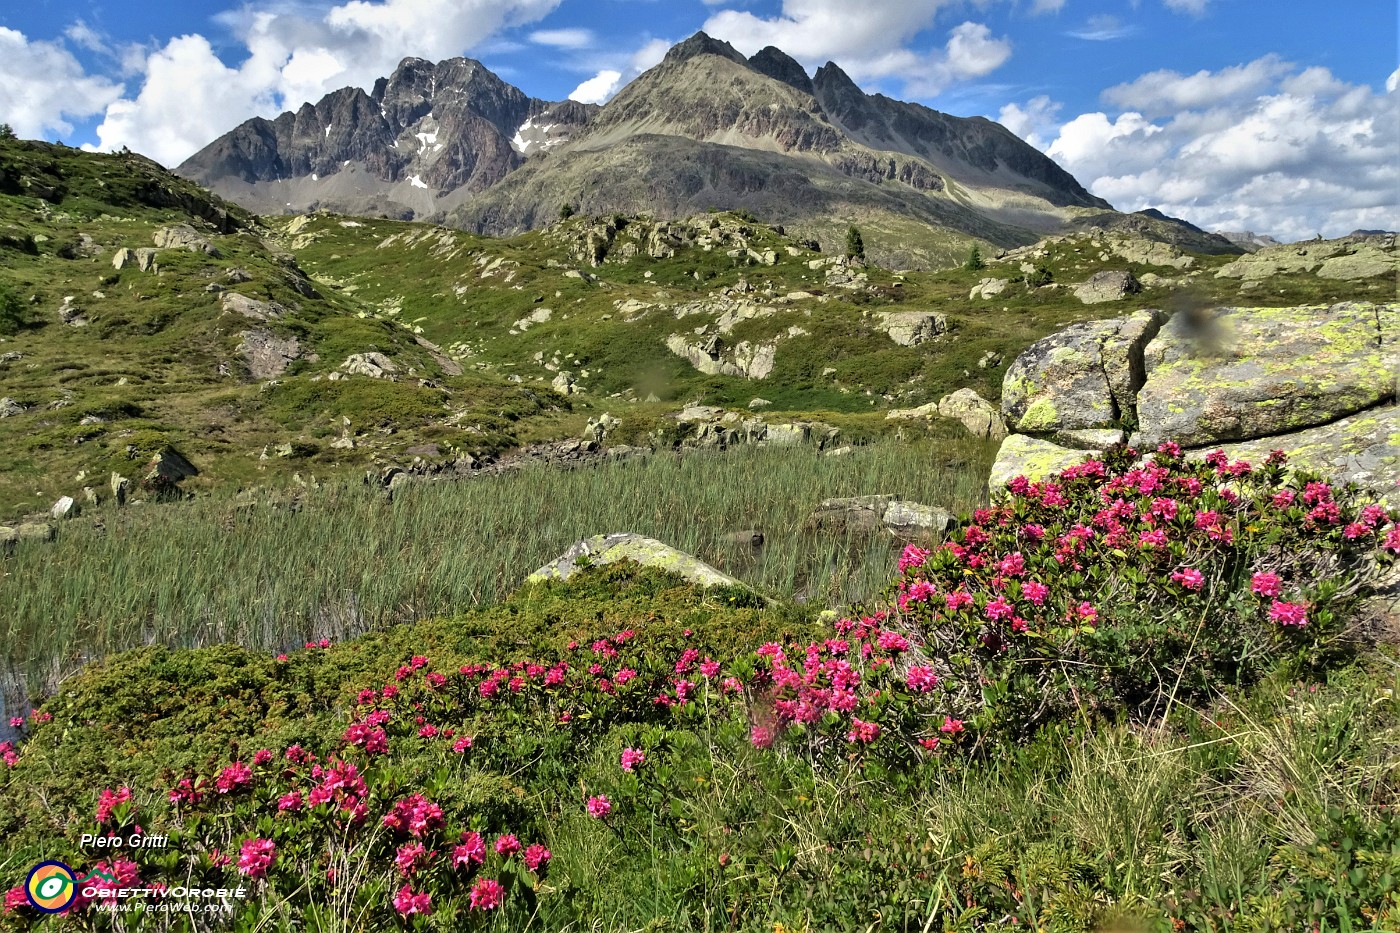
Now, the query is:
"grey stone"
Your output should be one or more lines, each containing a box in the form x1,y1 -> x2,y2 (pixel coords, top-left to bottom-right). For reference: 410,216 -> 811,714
239,330 -> 301,380
527,533 -> 746,589
937,388 -> 1007,440
1074,270 -> 1142,304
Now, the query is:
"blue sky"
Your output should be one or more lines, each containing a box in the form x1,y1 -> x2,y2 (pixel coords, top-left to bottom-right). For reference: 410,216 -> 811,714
1,0 -> 1396,240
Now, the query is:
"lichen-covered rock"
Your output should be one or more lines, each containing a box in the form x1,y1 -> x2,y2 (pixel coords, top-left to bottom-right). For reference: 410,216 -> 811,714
222,292 -> 287,322
1074,269 -> 1141,304
1181,404 -> 1400,507
937,388 -> 1006,439
666,335 -> 777,379
1135,303 -> 1398,448
341,352 -> 398,379
1002,309 -> 1166,433
970,277 -> 1009,300
239,330 -> 301,379
1317,245 -> 1397,280
878,311 -> 946,347
988,435 -> 1096,494
527,533 -> 745,589
154,224 -> 219,257
807,496 -> 957,537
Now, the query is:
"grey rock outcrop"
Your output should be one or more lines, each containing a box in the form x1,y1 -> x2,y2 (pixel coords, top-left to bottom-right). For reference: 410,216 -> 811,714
1134,303 -> 1397,448
527,533 -> 745,589
808,495 -> 957,537
878,311 -> 946,347
1074,269 -> 1141,304
341,352 -> 398,379
1001,309 -> 1166,433
937,388 -> 1006,439
222,293 -> 287,321
154,224 -> 219,256
239,330 -> 302,379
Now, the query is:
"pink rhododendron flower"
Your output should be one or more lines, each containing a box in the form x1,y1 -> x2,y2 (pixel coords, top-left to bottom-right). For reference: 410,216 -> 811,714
1386,526 -> 1400,554
1021,580 -> 1049,605
750,725 -> 774,748
1303,482 -> 1332,505
1269,600 -> 1308,627
237,838 -> 276,878
699,658 -> 721,678
846,718 -> 880,743
620,748 -> 646,772
615,668 -> 637,685
984,597 -> 1014,620
4,886 -> 27,913
523,844 -> 551,873
1251,572 -> 1282,597
453,736 -> 474,753
277,791 -> 304,812
1271,489 -> 1296,508
1171,568 -> 1205,591
877,630 -> 909,652
586,795 -> 612,818
1343,522 -> 1371,540
395,842 -> 427,877
905,666 -> 938,693
940,717 -> 965,734
96,786 -> 133,824
494,834 -> 521,858
469,878 -> 504,911
453,832 -> 486,867
7,717 -> 22,729
214,762 -> 254,794
997,552 -> 1026,577
393,884 -> 432,916
898,544 -> 930,572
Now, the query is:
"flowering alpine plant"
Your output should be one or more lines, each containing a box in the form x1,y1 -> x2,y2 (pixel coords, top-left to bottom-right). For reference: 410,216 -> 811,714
1,443 -> 1390,928
889,443 -> 1397,739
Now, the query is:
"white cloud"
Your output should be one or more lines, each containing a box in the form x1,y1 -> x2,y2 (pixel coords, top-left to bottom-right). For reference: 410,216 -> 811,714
569,70 -> 623,105
631,38 -> 671,72
1163,0 -> 1211,13
0,27 -> 124,139
90,0 -> 564,166
1068,14 -> 1136,41
998,94 -> 1061,148
1013,57 -> 1399,240
1103,56 -> 1291,116
1387,68 -> 1398,93
529,28 -> 594,49
1030,0 -> 1066,12
703,2 -> 1011,97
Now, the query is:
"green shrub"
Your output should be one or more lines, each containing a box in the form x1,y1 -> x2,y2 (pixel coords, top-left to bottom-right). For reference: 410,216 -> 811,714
964,245 -> 985,271
0,283 -> 24,336
845,225 -> 865,260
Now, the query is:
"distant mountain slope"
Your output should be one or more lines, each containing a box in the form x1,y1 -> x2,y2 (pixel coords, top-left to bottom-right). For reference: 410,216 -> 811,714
182,32 -> 1200,267
178,57 -> 594,219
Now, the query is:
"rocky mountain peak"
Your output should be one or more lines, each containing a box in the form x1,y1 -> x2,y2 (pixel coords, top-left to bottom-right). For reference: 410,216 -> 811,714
663,31 -> 749,67
748,47 -> 815,96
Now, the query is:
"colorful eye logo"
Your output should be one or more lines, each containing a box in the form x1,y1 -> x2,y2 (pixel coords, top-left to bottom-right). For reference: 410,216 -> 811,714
26,861 -> 78,913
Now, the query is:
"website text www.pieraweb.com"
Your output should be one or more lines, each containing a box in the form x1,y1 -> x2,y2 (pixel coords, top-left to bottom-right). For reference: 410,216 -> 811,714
88,884 -> 247,915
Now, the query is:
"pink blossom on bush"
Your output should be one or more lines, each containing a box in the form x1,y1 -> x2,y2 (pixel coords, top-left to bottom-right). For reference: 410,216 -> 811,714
277,791 -> 304,812
904,666 -> 938,693
453,832 -> 486,867
1272,489 -> 1296,508
1269,600 -> 1308,627
452,736 -> 474,753
96,786 -> 133,824
214,762 -> 254,794
940,717 -> 965,734
586,795 -> 612,818
523,843 -> 551,873
620,748 -> 646,772
393,884 -> 432,916
1386,526 -> 1400,554
4,886 -> 27,913
1170,568 -> 1205,591
898,544 -> 930,572
469,877 -> 504,911
846,718 -> 880,743
1251,572 -> 1282,597
237,838 -> 276,878
395,842 -> 427,877
984,596 -> 1014,620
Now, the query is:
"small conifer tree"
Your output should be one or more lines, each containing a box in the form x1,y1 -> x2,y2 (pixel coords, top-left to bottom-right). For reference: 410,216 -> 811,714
558,202 -> 575,221
964,245 -> 985,271
845,225 -> 865,260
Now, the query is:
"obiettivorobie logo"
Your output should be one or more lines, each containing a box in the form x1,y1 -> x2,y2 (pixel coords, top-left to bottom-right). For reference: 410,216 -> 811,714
25,861 -> 115,914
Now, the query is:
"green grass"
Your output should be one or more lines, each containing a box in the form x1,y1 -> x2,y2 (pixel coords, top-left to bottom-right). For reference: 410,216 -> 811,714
0,436 -> 995,692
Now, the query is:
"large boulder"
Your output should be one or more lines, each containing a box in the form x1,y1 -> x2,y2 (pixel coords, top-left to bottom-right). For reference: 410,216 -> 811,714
527,533 -> 744,589
154,224 -> 219,256
1184,404 -> 1400,507
341,352 -> 398,379
877,312 -> 946,347
937,389 -> 1007,439
222,293 -> 286,322
1135,303 -> 1398,448
1074,270 -> 1141,304
146,447 -> 198,485
988,435 -> 1096,494
807,496 -> 957,537
1002,309 -> 1166,433
238,330 -> 301,380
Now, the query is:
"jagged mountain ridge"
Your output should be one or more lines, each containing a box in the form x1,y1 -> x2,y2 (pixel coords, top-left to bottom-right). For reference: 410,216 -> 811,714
179,56 -> 595,218
181,31 -> 1234,267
